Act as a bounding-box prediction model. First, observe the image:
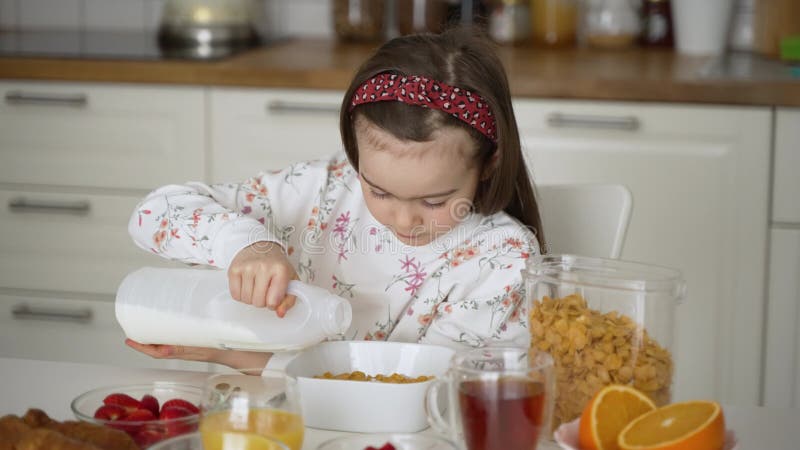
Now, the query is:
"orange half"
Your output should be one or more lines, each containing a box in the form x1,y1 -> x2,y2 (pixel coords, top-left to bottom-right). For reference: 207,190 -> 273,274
617,401 -> 725,450
578,385 -> 657,450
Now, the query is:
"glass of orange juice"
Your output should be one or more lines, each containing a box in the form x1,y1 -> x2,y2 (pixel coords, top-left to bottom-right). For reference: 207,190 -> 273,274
200,369 -> 304,450
149,432 -> 289,450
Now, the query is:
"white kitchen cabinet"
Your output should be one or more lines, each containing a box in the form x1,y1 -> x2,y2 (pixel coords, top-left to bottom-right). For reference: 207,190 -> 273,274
0,188 -> 178,295
763,107 -> 800,408
0,80 -> 781,391
0,81 -> 208,370
209,88 -> 344,182
0,81 -> 205,190
763,228 -> 800,408
514,99 -> 772,406
0,291 -> 210,371
772,108 -> 800,224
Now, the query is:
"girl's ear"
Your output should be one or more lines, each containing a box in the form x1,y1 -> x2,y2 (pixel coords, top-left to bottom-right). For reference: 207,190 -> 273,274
480,151 -> 499,181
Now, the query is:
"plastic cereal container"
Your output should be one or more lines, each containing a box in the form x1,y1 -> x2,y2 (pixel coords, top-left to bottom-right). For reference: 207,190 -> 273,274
524,254 -> 686,429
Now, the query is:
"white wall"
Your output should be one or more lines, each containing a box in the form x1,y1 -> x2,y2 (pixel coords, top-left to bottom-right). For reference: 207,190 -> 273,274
0,0 -> 332,38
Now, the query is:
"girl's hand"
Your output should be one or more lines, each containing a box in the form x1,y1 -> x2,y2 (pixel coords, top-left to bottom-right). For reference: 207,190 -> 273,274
125,339 -> 271,371
125,339 -> 223,362
228,241 -> 298,318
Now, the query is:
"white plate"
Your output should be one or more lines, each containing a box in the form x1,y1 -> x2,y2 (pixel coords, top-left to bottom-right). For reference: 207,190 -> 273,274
554,417 -> 739,450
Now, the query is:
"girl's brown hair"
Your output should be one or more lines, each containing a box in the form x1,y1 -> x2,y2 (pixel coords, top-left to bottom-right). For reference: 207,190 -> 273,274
340,27 -> 544,249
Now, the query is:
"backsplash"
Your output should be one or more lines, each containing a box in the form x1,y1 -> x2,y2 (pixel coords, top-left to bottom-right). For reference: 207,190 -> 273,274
0,0 -> 332,37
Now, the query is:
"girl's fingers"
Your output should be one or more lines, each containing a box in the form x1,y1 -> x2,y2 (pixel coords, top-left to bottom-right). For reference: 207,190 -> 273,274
240,271 -> 255,305
265,269 -> 290,310
275,272 -> 300,317
125,339 -> 221,362
228,271 -> 243,301
125,339 -> 173,358
276,295 -> 297,318
251,270 -> 270,308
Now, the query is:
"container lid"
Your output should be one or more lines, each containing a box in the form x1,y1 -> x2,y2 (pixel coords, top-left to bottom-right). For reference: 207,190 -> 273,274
780,36 -> 800,61
525,254 -> 686,298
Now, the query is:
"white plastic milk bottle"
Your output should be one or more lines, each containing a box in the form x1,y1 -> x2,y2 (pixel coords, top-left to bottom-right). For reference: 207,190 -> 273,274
115,267 -> 352,351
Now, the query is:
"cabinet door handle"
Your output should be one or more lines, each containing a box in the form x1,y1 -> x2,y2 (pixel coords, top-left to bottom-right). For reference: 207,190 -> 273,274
8,198 -> 91,215
5,91 -> 89,108
12,304 -> 93,323
546,113 -> 640,131
266,100 -> 340,115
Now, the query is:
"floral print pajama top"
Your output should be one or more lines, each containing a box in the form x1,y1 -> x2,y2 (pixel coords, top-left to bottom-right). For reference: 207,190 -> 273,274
129,153 -> 539,350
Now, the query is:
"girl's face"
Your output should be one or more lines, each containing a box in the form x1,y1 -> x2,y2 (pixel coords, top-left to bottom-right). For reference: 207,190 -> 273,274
355,116 -> 481,247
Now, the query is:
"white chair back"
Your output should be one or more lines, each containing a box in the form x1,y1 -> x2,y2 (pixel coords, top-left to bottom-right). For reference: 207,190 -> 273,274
536,184 -> 633,259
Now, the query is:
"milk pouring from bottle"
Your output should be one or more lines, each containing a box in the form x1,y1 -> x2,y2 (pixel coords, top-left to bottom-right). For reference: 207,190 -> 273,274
116,267 -> 353,351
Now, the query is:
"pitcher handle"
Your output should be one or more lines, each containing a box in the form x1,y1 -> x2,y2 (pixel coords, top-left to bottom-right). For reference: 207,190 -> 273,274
425,378 -> 452,436
285,280 -> 313,329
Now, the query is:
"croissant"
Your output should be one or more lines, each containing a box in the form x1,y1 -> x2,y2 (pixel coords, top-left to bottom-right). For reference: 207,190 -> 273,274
16,428 -> 103,450
45,419 -> 139,450
0,409 -> 139,450
21,409 -> 53,428
0,415 -> 31,450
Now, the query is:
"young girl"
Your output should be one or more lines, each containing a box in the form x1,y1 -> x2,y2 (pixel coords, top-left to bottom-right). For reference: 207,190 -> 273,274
126,27 -> 544,371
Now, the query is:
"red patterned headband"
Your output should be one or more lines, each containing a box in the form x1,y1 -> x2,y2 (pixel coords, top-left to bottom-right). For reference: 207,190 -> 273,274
349,73 -> 497,143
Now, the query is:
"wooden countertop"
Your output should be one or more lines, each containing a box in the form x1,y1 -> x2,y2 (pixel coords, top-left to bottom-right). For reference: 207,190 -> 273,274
1,38 -> 799,106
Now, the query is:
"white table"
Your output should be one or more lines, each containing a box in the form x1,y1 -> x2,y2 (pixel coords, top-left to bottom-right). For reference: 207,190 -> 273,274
1,357 -> 798,449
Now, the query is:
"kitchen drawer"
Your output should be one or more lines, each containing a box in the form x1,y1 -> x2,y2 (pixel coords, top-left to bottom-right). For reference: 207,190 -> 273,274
0,81 -> 205,189
512,99 -> 765,138
772,108 -> 800,223
210,88 -> 343,182
0,188 -> 177,294
763,228 -> 800,408
0,292 -> 210,371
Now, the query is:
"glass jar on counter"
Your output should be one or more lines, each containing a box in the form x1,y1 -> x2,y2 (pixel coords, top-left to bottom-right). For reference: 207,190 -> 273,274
531,0 -> 579,47
525,254 -> 685,429
395,0 -> 450,35
332,0 -> 386,42
584,0 -> 640,49
488,0 -> 532,44
640,0 -> 673,47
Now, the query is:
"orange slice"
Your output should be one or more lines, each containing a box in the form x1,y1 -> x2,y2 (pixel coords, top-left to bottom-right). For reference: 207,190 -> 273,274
578,385 -> 657,450
617,401 -> 725,450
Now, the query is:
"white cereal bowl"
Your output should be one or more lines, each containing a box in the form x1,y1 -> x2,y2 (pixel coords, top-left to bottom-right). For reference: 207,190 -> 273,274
267,341 -> 455,433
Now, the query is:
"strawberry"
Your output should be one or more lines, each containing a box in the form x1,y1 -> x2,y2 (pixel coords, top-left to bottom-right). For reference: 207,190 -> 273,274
93,404 -> 126,421
123,409 -> 156,422
161,398 -> 200,415
140,394 -> 159,417
133,429 -> 166,448
159,406 -> 192,420
103,393 -> 143,413
160,406 -> 196,437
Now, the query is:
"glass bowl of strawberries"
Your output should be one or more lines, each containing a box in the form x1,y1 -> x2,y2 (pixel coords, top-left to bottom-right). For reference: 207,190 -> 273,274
316,433 -> 459,450
70,382 -> 202,448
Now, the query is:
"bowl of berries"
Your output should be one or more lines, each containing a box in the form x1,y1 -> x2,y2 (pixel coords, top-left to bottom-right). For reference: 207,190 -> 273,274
316,433 -> 459,450
70,382 -> 202,448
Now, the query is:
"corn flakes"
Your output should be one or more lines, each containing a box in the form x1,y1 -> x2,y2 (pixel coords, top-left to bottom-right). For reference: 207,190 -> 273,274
529,294 -> 673,429
313,371 -> 434,384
